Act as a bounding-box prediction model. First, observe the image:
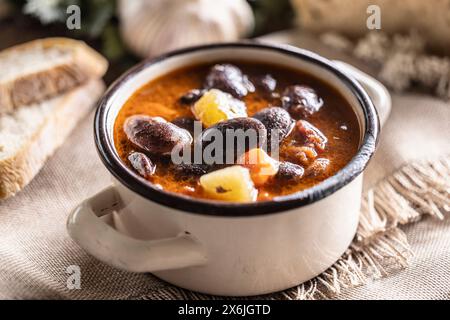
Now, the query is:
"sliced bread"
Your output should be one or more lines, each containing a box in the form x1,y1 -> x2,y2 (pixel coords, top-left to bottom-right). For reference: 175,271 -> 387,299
0,80 -> 105,199
0,38 -> 108,114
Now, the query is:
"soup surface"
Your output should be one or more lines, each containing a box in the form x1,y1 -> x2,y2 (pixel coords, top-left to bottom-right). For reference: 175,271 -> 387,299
114,62 -> 360,202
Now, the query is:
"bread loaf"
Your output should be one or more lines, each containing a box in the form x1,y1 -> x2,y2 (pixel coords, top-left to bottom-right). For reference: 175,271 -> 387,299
0,80 -> 105,199
0,38 -> 108,114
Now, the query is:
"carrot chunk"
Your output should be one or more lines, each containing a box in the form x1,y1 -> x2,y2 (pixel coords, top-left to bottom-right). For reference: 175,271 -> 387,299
238,148 -> 279,186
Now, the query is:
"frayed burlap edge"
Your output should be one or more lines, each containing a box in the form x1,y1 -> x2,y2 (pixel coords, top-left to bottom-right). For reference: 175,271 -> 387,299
137,156 -> 450,300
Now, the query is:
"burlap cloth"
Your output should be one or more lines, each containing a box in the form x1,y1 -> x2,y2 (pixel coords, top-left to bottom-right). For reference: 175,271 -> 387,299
0,31 -> 449,300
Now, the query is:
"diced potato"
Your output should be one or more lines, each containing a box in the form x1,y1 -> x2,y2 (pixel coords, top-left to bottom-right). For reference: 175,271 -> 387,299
192,89 -> 247,127
238,148 -> 279,186
199,166 -> 257,202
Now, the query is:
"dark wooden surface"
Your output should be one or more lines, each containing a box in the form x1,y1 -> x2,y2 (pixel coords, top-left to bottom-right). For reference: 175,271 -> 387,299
0,15 -> 135,85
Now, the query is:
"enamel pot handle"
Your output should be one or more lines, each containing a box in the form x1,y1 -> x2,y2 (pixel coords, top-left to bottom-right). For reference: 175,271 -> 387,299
67,185 -> 207,272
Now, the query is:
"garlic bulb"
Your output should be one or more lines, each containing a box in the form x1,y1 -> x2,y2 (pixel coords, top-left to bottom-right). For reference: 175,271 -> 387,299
118,0 -> 254,58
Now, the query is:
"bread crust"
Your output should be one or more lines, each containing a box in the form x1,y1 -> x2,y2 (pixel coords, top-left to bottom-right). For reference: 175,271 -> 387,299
0,80 -> 105,200
0,38 -> 108,113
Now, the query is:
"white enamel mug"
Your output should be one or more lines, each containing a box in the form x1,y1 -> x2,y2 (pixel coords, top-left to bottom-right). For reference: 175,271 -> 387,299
67,43 -> 391,296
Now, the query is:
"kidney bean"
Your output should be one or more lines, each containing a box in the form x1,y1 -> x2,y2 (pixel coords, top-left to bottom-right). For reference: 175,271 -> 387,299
128,152 -> 156,178
171,116 -> 197,136
282,85 -> 324,118
253,107 -> 295,147
174,163 -> 211,178
204,64 -> 255,98
198,117 -> 267,163
179,89 -> 205,105
275,161 -> 305,183
124,115 -> 192,156
253,74 -> 277,93
305,158 -> 330,178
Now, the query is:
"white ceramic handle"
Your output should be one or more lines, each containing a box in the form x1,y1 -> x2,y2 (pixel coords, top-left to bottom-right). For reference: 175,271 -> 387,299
67,186 -> 208,272
333,60 -> 391,127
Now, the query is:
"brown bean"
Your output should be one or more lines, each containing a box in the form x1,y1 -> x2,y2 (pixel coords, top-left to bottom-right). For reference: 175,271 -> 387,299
253,74 -> 277,93
253,107 -> 295,148
198,117 -> 267,163
275,162 -> 304,183
179,89 -> 205,105
124,115 -> 192,156
204,64 -> 255,98
128,152 -> 156,178
173,163 -> 210,178
305,158 -> 330,178
282,85 -> 324,118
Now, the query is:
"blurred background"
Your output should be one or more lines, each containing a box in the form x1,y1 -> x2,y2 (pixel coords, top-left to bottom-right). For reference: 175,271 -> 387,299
1,0 -> 448,98
0,0 -> 295,84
